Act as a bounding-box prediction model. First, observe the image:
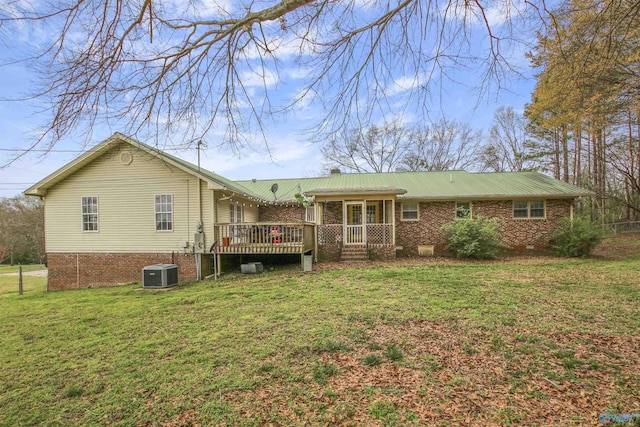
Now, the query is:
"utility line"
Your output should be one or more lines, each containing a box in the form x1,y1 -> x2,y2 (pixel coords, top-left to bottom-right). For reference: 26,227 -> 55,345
0,147 -> 192,153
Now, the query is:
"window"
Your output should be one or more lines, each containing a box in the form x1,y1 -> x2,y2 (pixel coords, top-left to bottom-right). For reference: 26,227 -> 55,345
513,200 -> 545,219
530,201 -> 545,218
455,202 -> 471,219
366,204 -> 377,224
155,194 -> 173,231
81,196 -> 98,232
305,205 -> 315,223
348,204 -> 363,225
401,203 -> 419,220
229,203 -> 243,240
230,204 -> 242,223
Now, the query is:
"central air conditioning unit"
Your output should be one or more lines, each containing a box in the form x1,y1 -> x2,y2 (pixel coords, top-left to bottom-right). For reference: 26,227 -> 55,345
142,264 -> 179,288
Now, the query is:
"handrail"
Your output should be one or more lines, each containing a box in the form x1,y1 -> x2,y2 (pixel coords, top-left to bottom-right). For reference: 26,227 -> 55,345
214,222 -> 315,252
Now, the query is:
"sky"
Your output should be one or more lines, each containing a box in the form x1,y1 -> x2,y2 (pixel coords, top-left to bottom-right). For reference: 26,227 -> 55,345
0,0 -> 540,199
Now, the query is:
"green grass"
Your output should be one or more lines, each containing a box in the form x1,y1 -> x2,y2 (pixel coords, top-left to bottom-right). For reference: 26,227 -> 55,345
0,236 -> 639,425
0,265 -> 47,296
0,264 -> 46,274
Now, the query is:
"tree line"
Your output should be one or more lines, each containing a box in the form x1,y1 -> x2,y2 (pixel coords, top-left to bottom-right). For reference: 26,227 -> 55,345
322,100 -> 639,224
0,196 -> 45,265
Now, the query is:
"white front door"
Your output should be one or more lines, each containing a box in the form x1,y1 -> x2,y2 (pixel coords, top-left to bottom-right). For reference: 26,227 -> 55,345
344,201 -> 365,245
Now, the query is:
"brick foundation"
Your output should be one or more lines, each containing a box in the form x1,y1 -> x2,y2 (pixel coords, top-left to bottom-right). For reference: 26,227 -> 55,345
46,252 -> 198,291
368,245 -> 396,260
317,245 -> 341,262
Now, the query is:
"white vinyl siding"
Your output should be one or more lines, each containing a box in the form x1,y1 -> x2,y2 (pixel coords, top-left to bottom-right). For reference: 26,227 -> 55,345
44,142 -> 211,252
81,196 -> 98,232
216,197 -> 258,223
155,194 -> 173,231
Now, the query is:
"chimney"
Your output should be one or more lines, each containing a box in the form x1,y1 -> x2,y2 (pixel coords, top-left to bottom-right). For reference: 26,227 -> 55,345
330,168 -> 341,175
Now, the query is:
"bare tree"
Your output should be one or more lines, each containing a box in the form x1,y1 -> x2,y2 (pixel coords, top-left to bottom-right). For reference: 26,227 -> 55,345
321,121 -> 411,173
481,106 -> 539,172
401,119 -> 483,171
0,0 -> 548,160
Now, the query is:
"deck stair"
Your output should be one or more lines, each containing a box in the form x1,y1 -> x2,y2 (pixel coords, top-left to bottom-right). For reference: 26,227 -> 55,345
340,245 -> 369,261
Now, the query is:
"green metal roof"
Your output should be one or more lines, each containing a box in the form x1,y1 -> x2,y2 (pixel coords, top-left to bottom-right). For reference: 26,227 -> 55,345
237,170 -> 591,202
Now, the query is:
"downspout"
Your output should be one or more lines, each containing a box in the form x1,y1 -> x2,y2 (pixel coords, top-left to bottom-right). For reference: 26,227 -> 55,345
314,202 -> 319,262
570,201 -> 574,221
196,178 -> 202,281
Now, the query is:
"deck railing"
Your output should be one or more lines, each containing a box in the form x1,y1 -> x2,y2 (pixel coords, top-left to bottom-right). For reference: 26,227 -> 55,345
366,224 -> 393,246
214,222 -> 314,254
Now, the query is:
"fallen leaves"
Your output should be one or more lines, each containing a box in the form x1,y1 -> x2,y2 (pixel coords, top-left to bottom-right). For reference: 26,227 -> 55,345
221,318 -> 639,425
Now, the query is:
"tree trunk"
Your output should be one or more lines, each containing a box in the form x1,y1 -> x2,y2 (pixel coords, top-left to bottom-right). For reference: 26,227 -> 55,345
562,125 -> 569,182
553,127 -> 561,180
574,122 -> 582,186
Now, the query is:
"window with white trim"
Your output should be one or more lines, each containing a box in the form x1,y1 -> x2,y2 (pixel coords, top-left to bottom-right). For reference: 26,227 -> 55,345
230,204 -> 242,223
401,202 -> 419,220
82,196 -> 98,232
513,200 -> 545,219
305,205 -> 315,223
455,202 -> 471,219
155,194 -> 173,231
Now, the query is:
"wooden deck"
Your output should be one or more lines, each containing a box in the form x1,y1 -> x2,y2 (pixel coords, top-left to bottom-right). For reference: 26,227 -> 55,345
214,222 -> 315,255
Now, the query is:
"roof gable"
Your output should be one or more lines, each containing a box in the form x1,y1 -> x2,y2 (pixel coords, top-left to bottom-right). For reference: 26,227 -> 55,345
24,133 -> 260,198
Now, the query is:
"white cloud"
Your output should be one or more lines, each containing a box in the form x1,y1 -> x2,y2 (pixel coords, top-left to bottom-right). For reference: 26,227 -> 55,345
197,134 -> 318,180
385,73 -> 428,97
239,68 -> 280,88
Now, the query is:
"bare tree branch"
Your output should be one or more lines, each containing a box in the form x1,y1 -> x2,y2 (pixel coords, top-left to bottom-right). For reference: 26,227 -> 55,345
0,0 -> 551,159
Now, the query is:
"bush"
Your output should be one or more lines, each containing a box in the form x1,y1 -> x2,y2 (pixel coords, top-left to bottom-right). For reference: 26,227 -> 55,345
442,216 -> 503,259
548,216 -> 604,257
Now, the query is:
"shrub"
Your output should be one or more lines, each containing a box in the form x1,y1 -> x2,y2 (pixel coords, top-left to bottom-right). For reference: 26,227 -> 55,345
442,216 -> 503,259
547,216 -> 604,257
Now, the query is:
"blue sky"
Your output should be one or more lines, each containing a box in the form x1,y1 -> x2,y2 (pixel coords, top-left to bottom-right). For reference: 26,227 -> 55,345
0,1 -> 539,199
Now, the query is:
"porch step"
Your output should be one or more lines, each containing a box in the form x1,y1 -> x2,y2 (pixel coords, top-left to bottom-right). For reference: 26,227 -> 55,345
340,246 -> 369,261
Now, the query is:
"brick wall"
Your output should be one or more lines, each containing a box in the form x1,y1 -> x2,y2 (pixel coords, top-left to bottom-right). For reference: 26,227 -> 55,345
474,199 -> 571,249
369,245 -> 396,260
322,201 -> 343,224
395,202 -> 453,256
259,204 -> 305,222
317,245 -> 341,262
395,199 -> 572,256
46,252 -> 198,291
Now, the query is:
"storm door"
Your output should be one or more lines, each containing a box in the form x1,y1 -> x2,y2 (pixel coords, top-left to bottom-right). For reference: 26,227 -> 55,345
344,201 -> 365,245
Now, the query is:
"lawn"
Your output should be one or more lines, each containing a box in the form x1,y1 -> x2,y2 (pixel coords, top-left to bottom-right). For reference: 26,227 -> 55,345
0,237 -> 638,426
0,264 -> 47,297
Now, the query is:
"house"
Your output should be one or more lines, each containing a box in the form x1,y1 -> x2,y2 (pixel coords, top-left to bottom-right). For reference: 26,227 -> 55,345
25,133 -> 591,290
